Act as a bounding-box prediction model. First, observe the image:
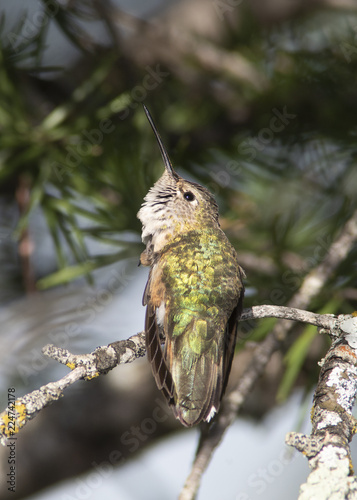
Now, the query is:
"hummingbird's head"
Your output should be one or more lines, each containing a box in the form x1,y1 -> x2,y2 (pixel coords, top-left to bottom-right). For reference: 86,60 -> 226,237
137,106 -> 219,252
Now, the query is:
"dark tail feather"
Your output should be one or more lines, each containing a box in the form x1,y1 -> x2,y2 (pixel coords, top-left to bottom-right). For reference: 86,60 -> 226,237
221,283 -> 245,397
171,351 -> 222,427
145,306 -> 175,403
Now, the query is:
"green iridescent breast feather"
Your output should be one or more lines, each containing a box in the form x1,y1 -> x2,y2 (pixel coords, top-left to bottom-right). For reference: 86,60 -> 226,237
159,228 -> 243,338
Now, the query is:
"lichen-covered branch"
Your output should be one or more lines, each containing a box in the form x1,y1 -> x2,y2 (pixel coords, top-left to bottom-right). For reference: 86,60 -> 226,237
0,367 -> 86,445
286,316 -> 357,500
0,331 -> 146,445
0,308 -> 349,446
241,305 -> 337,332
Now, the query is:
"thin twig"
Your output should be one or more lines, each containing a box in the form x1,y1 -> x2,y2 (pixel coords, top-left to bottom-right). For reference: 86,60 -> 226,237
241,305 -> 336,331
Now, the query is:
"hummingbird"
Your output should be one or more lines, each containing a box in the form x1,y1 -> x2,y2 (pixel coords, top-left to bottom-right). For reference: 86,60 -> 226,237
137,106 -> 245,427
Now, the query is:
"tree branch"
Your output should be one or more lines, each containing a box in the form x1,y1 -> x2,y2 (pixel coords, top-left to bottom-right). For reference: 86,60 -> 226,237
241,305 -> 337,331
0,331 -> 146,445
286,316 -> 357,500
0,307 -> 351,446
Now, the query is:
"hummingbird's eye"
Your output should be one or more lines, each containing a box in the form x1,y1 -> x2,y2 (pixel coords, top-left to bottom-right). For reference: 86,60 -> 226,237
183,191 -> 195,202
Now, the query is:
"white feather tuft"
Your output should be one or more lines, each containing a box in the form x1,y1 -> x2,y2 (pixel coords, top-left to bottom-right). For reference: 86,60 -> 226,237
156,301 -> 166,326
205,406 -> 217,422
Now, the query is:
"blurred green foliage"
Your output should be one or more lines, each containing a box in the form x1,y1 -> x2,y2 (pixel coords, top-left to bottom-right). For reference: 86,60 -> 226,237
1,0 -> 357,398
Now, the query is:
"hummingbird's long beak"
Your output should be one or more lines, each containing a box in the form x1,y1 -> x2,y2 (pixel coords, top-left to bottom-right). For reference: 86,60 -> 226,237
143,105 -> 178,181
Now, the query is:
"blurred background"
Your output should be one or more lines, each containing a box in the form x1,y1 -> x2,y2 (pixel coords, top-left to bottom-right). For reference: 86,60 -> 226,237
0,0 -> 357,498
